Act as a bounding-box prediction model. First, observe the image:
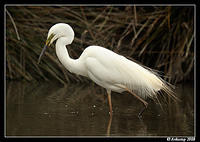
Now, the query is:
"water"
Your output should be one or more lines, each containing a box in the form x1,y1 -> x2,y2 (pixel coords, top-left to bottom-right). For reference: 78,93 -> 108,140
6,81 -> 194,137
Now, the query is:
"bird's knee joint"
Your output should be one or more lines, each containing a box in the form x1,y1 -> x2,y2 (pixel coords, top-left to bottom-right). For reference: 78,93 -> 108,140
144,102 -> 148,108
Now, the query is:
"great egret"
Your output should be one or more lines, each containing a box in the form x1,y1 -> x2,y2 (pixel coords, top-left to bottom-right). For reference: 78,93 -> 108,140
38,23 -> 178,118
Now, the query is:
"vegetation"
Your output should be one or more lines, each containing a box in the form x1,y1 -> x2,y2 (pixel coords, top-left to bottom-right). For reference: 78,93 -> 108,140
6,6 -> 194,85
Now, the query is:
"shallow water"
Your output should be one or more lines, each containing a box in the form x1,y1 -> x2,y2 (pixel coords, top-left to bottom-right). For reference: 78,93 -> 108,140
6,81 -> 194,137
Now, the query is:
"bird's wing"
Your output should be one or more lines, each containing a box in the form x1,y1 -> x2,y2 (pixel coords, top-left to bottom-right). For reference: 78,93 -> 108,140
85,57 -> 123,86
83,46 -> 128,86
83,46 -> 175,99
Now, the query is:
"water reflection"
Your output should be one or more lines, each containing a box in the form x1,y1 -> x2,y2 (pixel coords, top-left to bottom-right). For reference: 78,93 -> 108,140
6,81 -> 194,136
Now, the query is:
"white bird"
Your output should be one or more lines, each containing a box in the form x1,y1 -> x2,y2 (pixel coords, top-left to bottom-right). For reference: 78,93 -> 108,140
38,23 -> 178,118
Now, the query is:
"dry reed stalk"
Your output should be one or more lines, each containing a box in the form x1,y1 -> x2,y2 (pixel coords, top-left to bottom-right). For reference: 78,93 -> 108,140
6,6 -> 194,84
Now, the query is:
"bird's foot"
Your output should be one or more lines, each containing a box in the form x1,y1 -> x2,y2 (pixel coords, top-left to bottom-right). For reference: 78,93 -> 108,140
138,113 -> 143,119
137,104 -> 148,119
138,110 -> 144,119
109,111 -> 113,117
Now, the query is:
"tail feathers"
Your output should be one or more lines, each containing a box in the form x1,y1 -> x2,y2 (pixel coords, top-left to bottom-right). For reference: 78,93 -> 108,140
161,82 -> 181,102
139,69 -> 181,102
117,56 -> 180,102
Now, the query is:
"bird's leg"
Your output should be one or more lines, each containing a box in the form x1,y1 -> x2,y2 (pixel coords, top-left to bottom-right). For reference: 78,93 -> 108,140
124,88 -> 148,107
106,113 -> 113,136
107,90 -> 113,117
123,87 -> 148,118
138,105 -> 147,119
115,84 -> 148,108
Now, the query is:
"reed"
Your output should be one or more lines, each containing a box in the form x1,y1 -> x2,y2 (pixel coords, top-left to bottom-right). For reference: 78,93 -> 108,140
6,6 -> 194,84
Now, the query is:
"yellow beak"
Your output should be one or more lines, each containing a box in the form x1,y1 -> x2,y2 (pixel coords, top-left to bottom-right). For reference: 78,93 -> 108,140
38,33 -> 55,64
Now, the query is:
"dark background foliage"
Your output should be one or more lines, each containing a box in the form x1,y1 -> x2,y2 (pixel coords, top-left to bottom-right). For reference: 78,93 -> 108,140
6,6 -> 194,85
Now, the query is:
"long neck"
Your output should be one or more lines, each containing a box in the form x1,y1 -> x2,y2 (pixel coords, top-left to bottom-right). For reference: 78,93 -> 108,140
55,37 -> 86,76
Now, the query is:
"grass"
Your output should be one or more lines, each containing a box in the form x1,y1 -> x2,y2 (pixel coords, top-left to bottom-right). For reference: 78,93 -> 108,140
6,6 -> 194,85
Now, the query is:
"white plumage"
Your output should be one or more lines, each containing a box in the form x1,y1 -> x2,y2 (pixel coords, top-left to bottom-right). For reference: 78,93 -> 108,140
79,46 -> 164,98
38,23 -> 177,117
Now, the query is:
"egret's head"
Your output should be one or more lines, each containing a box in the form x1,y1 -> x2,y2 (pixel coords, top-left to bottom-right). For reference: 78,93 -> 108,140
47,23 -> 75,46
38,23 -> 75,64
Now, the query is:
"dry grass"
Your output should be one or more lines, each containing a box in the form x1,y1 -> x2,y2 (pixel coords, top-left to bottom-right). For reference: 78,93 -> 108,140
6,6 -> 194,85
